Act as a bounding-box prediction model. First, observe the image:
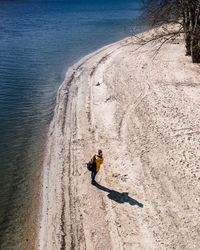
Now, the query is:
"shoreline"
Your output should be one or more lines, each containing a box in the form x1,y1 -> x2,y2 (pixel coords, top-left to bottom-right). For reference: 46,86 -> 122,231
22,40 -> 125,249
37,37 -> 132,249
37,26 -> 200,249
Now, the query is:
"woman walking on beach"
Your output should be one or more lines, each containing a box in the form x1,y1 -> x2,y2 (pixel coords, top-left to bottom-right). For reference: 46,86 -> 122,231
90,149 -> 104,185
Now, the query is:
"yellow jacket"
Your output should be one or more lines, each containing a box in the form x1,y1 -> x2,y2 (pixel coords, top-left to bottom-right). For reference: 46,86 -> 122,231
90,154 -> 104,172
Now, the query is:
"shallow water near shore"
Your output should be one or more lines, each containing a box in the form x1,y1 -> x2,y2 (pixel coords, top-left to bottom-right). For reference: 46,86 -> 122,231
0,0 -> 142,248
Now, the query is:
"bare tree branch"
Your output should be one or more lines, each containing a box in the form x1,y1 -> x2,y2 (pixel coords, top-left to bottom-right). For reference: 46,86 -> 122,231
132,0 -> 200,62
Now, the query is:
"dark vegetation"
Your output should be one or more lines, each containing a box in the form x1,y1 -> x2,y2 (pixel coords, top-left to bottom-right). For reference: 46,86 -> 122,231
138,0 -> 200,63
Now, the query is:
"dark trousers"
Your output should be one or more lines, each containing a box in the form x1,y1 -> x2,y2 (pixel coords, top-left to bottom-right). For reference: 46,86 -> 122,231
91,171 -> 97,181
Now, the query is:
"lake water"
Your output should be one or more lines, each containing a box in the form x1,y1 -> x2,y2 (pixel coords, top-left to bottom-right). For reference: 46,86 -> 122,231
0,0 -> 141,248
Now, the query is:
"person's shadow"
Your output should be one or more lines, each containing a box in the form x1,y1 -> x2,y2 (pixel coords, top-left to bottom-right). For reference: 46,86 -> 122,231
95,183 -> 143,207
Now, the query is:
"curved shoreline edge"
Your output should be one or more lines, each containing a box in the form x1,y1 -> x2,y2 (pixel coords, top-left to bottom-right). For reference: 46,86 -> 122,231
36,36 -> 132,249
37,26 -> 200,250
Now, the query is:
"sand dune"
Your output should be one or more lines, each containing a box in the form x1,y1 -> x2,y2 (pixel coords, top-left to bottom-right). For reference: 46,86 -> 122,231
37,28 -> 200,250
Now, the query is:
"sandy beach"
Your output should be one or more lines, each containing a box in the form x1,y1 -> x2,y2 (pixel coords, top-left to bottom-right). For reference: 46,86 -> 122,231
37,27 -> 200,250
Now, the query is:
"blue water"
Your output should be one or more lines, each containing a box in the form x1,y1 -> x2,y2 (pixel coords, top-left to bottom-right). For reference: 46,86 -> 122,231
0,0 -> 141,248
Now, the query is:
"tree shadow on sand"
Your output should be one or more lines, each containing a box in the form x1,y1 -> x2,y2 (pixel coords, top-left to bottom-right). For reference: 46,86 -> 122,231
95,183 -> 143,208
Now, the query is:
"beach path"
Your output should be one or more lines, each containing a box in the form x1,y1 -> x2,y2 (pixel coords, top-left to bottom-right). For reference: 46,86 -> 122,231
38,31 -> 200,250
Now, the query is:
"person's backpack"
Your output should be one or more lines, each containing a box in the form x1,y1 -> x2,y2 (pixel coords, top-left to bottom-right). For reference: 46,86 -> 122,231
87,155 -> 96,171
